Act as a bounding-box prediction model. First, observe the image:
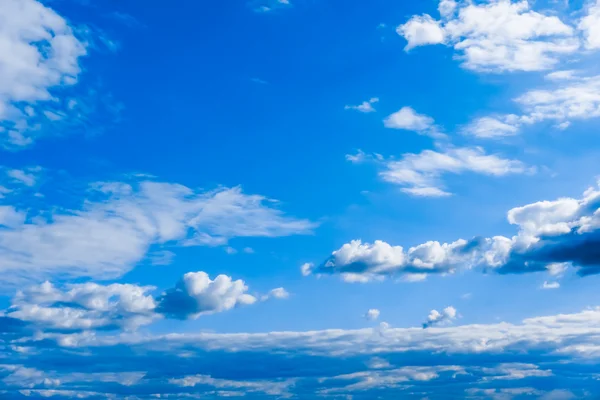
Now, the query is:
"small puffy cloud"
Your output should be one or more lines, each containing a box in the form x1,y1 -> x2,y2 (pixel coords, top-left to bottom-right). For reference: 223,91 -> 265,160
383,107 -> 441,137
398,0 -> 578,73
300,262 -> 314,276
345,98 -> 379,113
156,272 -> 258,320
542,281 -> 560,290
423,306 -> 457,328
262,287 -> 290,301
379,146 -> 528,197
545,70 -> 578,81
365,309 -> 381,321
397,15 -> 445,51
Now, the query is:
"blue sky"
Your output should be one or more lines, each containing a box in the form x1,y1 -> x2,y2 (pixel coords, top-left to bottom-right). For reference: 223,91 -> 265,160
2,0 -> 600,398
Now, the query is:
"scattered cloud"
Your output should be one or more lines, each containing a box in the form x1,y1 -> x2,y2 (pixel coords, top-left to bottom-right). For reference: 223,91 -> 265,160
383,106 -> 443,138
397,15 -> 445,51
578,0 -> 600,50
542,281 -> 560,289
345,97 -> 379,113
422,306 -> 457,328
364,309 -> 380,321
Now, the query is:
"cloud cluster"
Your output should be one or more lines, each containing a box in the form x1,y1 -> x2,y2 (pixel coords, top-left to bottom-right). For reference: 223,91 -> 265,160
0,176 -> 315,284
312,180 -> 600,281
422,306 -> 457,328
4,271 -> 288,332
398,0 -> 582,73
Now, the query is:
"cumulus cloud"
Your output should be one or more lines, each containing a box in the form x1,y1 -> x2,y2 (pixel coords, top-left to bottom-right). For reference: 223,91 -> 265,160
364,309 -> 380,321
0,176 -> 315,284
397,15 -> 445,50
345,97 -> 379,113
422,306 -> 457,328
169,374 -> 295,397
4,271 -> 284,331
463,115 -> 521,138
156,272 -> 258,320
311,181 -> 600,281
0,0 -> 89,147
398,0 -> 578,72
379,146 -> 528,197
7,281 -> 158,332
383,106 -> 443,138
542,281 -> 560,289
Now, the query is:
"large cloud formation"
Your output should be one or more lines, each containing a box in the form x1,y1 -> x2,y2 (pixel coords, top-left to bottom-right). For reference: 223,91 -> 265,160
4,271 -> 286,333
311,181 -> 600,281
0,173 -> 316,285
2,305 -> 600,398
398,0 -> 583,73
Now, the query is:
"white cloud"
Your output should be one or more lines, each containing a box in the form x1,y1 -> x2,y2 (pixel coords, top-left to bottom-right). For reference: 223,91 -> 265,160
300,263 -> 314,277
169,374 -> 295,397
542,281 -> 560,289
0,0 -> 87,147
545,70 -> 578,81
439,0 -> 458,19
464,115 -> 521,138
8,281 -> 158,331
423,306 -> 457,328
482,363 -> 552,381
380,146 -> 528,196
345,98 -> 379,113
5,167 -> 41,187
263,287 -> 290,300
365,309 -> 380,321
397,15 -> 445,51
383,107 -> 441,137
311,180 -> 600,281
398,0 -> 579,72
0,177 -> 316,284
578,0 -> 600,50
156,272 -> 258,320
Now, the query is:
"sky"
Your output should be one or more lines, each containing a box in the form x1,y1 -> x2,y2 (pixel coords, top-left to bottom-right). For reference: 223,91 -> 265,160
2,0 -> 600,398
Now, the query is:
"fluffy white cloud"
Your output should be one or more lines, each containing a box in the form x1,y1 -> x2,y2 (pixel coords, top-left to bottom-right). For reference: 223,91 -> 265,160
464,115 -> 521,138
8,281 -> 157,331
423,306 -> 457,328
383,107 -> 442,137
5,271 -> 283,330
379,146 -> 528,197
365,309 -> 380,321
0,177 -> 315,284
481,363 -> 552,380
579,0 -> 600,50
398,0 -> 579,72
5,167 -> 41,187
397,15 -> 445,50
312,181 -> 600,280
345,97 -> 379,113
0,0 -> 87,147
156,272 -> 258,319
